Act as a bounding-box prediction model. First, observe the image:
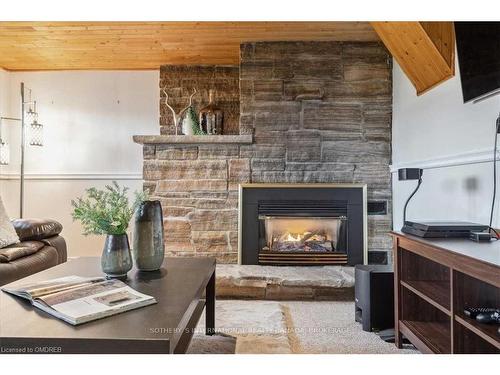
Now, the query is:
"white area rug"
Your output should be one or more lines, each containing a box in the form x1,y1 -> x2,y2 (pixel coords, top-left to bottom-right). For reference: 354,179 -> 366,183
190,300 -> 417,354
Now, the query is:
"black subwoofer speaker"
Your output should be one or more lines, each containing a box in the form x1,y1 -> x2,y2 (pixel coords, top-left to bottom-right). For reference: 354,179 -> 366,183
355,264 -> 394,332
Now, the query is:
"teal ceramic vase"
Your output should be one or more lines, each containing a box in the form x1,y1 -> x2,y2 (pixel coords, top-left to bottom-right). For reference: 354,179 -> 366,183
101,233 -> 133,279
133,200 -> 165,271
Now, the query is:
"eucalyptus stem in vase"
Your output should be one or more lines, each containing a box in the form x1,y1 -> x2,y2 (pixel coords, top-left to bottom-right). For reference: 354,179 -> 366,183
71,181 -> 146,279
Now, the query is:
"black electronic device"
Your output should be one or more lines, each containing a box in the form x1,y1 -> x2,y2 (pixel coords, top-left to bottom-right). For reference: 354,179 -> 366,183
455,22 -> 500,103
402,221 -> 489,238
355,264 -> 394,332
464,307 -> 498,319
398,168 -> 423,181
469,231 -> 493,242
476,311 -> 500,324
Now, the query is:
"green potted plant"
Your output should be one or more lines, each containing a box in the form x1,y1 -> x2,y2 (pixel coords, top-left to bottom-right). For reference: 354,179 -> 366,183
71,182 -> 146,279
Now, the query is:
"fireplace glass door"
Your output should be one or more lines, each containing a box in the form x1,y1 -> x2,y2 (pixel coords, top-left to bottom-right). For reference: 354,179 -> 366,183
258,215 -> 348,265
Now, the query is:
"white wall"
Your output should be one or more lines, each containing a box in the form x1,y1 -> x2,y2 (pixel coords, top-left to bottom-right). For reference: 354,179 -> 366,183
0,69 -> 10,115
0,70 -> 159,256
392,59 -> 500,230
0,69 -> 14,164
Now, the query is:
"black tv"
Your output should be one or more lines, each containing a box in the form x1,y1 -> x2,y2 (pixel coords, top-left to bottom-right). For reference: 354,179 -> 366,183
455,22 -> 500,103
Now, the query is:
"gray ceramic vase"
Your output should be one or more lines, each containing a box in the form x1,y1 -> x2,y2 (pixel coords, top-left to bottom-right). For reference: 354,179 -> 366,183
101,233 -> 133,279
133,200 -> 165,271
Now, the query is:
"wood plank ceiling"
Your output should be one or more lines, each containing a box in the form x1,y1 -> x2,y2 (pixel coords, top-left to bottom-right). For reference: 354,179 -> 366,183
0,22 -> 379,71
371,22 -> 455,95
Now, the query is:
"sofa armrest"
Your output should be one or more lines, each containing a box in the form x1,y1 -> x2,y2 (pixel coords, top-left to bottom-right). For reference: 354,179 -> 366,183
12,218 -> 63,241
41,235 -> 67,264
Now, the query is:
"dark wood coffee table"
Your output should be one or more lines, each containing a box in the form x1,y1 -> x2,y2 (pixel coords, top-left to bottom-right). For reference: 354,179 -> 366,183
0,256 -> 215,354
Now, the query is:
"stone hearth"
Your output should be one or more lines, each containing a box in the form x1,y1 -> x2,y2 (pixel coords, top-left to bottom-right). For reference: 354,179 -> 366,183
216,264 -> 355,300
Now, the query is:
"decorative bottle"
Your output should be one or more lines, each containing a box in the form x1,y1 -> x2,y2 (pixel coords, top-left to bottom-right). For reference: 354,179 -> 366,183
199,90 -> 224,135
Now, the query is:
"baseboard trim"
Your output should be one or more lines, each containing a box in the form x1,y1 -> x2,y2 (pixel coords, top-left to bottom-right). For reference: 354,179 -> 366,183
390,148 -> 500,172
0,173 -> 142,181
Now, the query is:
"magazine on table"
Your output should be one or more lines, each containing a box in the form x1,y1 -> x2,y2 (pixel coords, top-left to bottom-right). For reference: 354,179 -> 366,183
1,275 -> 156,325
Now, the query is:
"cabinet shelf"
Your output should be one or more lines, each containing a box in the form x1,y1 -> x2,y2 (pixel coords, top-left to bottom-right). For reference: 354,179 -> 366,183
400,280 -> 450,315
400,320 -> 451,354
455,313 -> 500,350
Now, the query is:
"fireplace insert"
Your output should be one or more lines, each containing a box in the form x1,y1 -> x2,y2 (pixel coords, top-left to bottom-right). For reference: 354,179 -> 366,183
239,184 -> 367,266
257,201 -> 348,265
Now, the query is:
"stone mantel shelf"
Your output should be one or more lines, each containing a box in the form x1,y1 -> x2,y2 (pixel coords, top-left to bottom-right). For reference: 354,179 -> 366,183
133,135 -> 253,145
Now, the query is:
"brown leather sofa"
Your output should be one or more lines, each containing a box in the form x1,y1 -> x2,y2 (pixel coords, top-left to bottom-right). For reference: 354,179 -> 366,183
0,219 -> 67,286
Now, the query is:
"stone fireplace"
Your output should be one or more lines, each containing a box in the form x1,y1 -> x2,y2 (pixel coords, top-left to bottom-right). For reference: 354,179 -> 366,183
134,40 -> 393,265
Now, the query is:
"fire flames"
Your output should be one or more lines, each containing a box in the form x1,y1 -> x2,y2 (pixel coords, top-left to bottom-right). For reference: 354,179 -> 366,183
268,230 -> 333,252
283,232 -> 303,242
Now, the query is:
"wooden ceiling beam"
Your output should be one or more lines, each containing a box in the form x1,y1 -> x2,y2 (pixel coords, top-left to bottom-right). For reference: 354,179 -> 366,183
371,21 -> 455,95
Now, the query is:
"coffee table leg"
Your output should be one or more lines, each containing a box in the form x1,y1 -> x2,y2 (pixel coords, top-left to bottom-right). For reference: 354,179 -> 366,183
206,270 -> 215,335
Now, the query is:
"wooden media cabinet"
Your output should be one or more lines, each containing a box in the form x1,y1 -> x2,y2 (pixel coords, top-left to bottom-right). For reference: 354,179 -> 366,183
392,232 -> 499,354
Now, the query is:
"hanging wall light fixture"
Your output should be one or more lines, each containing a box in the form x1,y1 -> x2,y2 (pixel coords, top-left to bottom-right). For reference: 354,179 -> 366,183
29,100 -> 43,147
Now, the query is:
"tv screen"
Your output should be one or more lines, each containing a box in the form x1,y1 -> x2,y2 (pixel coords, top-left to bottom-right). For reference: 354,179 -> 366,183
455,22 -> 500,103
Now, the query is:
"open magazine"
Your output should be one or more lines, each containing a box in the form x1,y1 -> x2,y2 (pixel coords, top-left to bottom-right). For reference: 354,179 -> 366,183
1,276 -> 157,325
